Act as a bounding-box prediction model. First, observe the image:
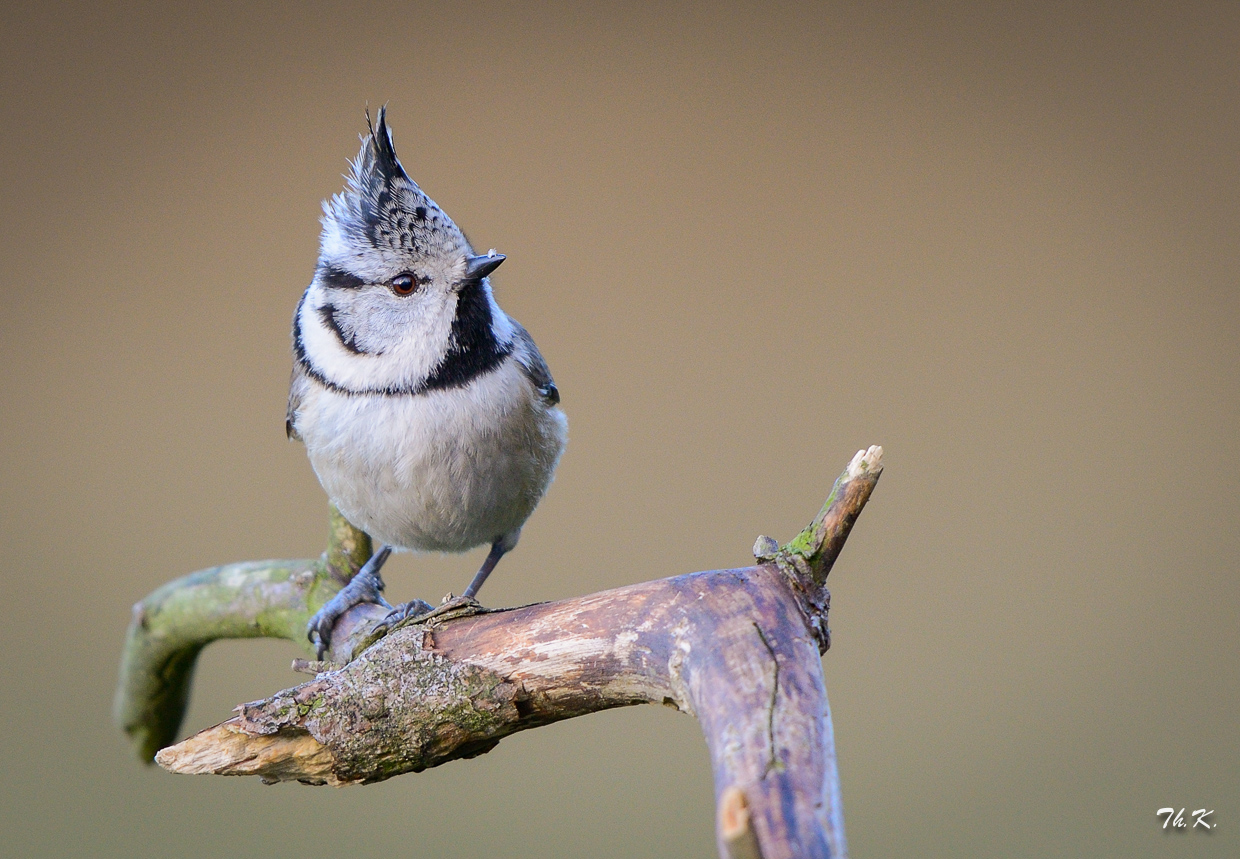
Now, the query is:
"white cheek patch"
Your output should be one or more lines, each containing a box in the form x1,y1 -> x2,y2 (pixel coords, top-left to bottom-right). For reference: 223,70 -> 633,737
300,284 -> 457,391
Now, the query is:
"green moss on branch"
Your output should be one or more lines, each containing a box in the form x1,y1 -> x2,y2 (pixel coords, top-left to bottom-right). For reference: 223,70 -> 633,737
774,446 -> 883,587
113,506 -> 371,761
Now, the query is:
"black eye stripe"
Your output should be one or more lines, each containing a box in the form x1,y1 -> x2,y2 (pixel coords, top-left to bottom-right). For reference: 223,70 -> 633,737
316,265 -> 423,294
317,265 -> 366,290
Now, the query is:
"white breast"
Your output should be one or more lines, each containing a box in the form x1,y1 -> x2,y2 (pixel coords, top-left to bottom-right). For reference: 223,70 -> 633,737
296,359 -> 567,552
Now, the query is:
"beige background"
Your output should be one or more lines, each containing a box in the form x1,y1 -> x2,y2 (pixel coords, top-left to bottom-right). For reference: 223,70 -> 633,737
1,2 -> 1236,856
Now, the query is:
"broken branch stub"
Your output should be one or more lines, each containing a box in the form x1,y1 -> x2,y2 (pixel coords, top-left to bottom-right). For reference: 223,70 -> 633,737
755,445 -> 884,652
151,446 -> 882,859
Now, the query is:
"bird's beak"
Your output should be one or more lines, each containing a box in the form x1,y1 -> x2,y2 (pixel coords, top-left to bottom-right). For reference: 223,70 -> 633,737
464,253 -> 505,281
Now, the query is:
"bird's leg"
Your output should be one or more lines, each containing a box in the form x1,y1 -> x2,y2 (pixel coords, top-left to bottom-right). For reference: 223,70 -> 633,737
462,539 -> 509,599
307,544 -> 394,659
374,535 -> 514,637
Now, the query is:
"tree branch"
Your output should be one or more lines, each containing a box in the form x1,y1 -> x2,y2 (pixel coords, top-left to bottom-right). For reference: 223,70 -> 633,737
113,506 -> 376,760
120,447 -> 883,859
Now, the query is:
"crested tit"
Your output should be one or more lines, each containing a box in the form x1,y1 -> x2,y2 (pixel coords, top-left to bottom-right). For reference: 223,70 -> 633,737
289,108 -> 567,655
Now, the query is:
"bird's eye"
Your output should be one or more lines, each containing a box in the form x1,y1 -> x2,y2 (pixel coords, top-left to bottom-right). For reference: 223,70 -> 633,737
391,273 -> 419,296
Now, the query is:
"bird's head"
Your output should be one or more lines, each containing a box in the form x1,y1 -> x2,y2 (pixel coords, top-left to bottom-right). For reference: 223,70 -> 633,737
297,107 -> 510,393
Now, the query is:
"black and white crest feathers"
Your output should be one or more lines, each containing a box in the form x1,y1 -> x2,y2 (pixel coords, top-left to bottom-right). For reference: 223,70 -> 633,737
367,106 -> 407,184
319,107 -> 470,271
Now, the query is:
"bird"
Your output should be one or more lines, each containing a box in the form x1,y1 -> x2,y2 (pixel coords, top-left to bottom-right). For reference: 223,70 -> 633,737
287,107 -> 567,657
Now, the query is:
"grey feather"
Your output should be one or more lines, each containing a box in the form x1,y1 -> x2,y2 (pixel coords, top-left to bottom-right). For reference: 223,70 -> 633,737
286,359 -> 310,441
511,321 -> 560,405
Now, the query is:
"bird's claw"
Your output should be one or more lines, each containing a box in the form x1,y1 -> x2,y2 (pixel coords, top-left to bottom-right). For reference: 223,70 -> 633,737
365,594 -> 489,649
306,564 -> 390,659
370,598 -> 436,640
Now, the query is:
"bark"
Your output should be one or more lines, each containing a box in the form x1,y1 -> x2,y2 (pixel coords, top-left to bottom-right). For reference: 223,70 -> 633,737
120,447 -> 883,859
113,506 -> 375,759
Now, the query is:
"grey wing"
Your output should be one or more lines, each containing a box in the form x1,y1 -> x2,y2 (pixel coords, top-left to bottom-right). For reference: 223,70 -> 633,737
286,360 -> 310,441
511,322 -> 560,405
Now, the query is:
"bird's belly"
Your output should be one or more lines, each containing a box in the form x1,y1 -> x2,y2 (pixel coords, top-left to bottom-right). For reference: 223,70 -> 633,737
300,369 -> 566,553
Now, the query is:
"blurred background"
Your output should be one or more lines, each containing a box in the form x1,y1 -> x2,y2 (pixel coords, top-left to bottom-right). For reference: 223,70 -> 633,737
1,2 -> 1236,856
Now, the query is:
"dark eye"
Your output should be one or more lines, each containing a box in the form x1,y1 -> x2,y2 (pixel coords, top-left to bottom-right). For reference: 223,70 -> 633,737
391,273 -> 419,296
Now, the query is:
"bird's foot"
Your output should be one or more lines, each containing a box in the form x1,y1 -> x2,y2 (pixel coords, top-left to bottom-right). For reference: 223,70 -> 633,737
435,593 -> 485,614
372,598 -> 436,638
307,555 -> 391,659
365,593 -> 489,646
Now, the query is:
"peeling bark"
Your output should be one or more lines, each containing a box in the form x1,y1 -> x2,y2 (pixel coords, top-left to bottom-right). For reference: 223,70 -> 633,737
720,785 -> 765,859
122,447 -> 883,859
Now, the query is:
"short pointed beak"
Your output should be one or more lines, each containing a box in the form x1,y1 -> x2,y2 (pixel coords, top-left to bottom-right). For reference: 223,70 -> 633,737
464,252 -> 505,281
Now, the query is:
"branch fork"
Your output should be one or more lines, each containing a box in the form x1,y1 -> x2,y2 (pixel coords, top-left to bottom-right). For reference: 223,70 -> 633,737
117,446 -> 883,859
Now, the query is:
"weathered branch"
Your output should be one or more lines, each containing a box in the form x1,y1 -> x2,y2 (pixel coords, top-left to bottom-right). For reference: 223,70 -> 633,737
135,446 -> 881,859
113,506 -> 379,760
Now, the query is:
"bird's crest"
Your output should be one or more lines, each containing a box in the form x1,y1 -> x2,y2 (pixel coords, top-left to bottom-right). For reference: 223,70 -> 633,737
320,106 -> 469,268
364,104 -> 409,185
